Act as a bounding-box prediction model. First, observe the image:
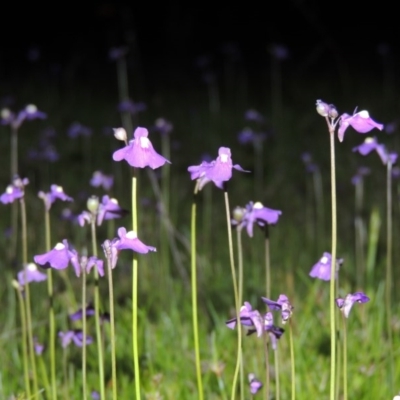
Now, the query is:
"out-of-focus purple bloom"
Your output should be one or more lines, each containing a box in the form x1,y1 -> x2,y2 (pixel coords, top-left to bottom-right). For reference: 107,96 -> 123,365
154,118 -> 173,136
244,109 -> 265,123
269,43 -> 289,60
1,104 -> 46,129
97,195 -> 127,226
301,152 -> 319,173
109,46 -> 128,60
38,184 -> 73,211
34,240 -> 77,270
226,302 -> 264,337
232,201 -> 282,237
33,337 -> 44,355
0,176 -> 29,204
28,143 -> 59,163
113,227 -> 156,254
338,110 -> 384,142
91,391 -> 100,400
309,252 -> 343,281
352,137 -> 380,156
238,128 -> 267,146
59,330 -> 93,348
117,100 -> 146,115
67,122 -> 92,138
262,294 -> 293,324
351,166 -> 371,185
90,171 -> 114,191
17,263 -> 47,286
336,292 -> 370,318
392,167 -> 400,179
385,121 -> 397,134
376,145 -> 398,166
188,147 -> 249,190
69,304 -> 95,321
113,127 -> 171,169
70,254 -> 104,278
248,373 -> 263,395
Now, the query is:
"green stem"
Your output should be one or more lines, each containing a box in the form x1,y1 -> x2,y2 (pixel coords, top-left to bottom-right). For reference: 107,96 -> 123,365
342,314 -> 347,400
91,221 -> 105,400
264,225 -> 271,299
289,320 -> 296,400
191,182 -> 204,400
20,198 -> 38,397
263,334 -> 270,400
81,267 -> 87,400
328,126 -> 337,400
45,209 -> 57,400
386,161 -> 394,390
274,345 -> 280,400
236,228 -> 244,400
131,171 -> 141,400
223,189 -> 242,400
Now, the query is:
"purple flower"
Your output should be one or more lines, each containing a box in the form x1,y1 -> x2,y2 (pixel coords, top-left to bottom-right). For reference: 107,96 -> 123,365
17,263 -> 47,286
154,118 -> 173,136
113,227 -> 157,254
188,147 -> 249,190
97,195 -> 127,226
269,43 -> 289,60
38,185 -> 73,211
301,152 -> 318,173
336,292 -> 370,318
353,137 -> 398,166
240,201 -> 282,237
351,166 -> 370,185
226,302 -> 264,337
248,373 -> 263,395
34,240 -> 77,270
91,391 -> 100,400
69,305 -> 95,321
375,145 -> 398,165
117,100 -> 146,115
2,105 -> 47,129
113,127 -> 171,169
309,252 -> 343,281
102,239 -> 120,269
262,294 -> 293,324
246,312 -> 284,346
90,171 -> 114,191
244,109 -> 265,123
58,330 -> 93,348
33,337 -> 45,355
67,122 -> 92,138
70,254 -> 104,277
338,110 -> 384,142
0,177 -> 29,204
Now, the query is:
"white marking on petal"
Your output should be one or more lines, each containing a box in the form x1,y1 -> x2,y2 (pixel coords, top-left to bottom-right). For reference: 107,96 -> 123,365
357,110 -> 370,118
6,185 -> 13,194
364,137 -> 375,143
27,263 -> 38,271
253,202 -> 264,209
140,137 -> 150,148
220,154 -> 228,163
110,198 -> 118,204
321,256 -> 328,263
54,242 -> 66,250
126,230 -> 138,239
26,104 -> 38,113
1,108 -> 11,118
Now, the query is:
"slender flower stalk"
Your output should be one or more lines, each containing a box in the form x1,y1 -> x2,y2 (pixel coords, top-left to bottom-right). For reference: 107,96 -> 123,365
190,180 -> 204,400
289,319 -> 296,400
274,345 -> 280,400
81,265 -> 88,400
264,225 -> 271,299
342,313 -> 348,400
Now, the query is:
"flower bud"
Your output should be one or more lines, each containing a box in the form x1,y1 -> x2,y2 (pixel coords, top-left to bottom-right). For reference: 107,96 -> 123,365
87,196 -> 99,214
316,100 -> 330,117
232,206 -> 245,223
328,105 -> 338,119
113,127 -> 127,142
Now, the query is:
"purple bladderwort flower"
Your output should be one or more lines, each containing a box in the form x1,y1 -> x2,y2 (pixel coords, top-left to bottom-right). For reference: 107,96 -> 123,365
70,253 -> 104,278
90,171 -> 114,191
0,176 -> 29,204
154,118 -> 173,136
233,201 -> 282,237
33,337 -> 44,355
248,373 -> 263,395
226,302 -> 264,337
67,122 -> 92,138
117,100 -> 147,115
336,292 -> 370,318
91,391 -> 100,400
309,252 -> 344,281
38,184 -> 73,211
188,147 -> 249,190
17,263 -> 47,286
351,166 -> 371,185
109,46 -> 128,60
102,239 -> 120,269
69,304 -> 96,321
315,100 -> 383,142
97,195 -> 127,226
58,330 -> 93,348
376,145 -> 398,166
353,137 -> 398,166
262,294 -> 293,324
113,127 -> 171,169
34,239 -> 77,271
1,104 -> 46,130
237,128 -> 267,147
113,227 -> 157,254
246,311 -> 285,343
244,109 -> 265,124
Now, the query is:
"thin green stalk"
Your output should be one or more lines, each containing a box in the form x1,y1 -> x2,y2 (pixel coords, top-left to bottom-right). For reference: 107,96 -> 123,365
335,277 -> 341,400
264,225 -> 271,299
223,189 -> 242,400
191,181 -> 204,400
20,198 -> 38,397
44,209 -> 57,400
91,221 -> 105,400
131,171 -> 141,400
14,280 -> 31,398
263,334 -> 270,399
328,127 -> 337,400
342,314 -> 347,400
81,267 -> 87,400
289,320 -> 296,400
274,345 -> 280,400
105,244 -> 118,400
386,161 -> 394,390
236,228 -> 244,400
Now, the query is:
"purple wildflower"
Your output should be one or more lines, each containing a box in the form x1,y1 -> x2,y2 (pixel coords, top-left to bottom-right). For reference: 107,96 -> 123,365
301,152 -> 319,173
113,127 -> 171,169
69,305 -> 95,321
34,240 -> 76,270
67,122 -> 92,138
58,330 -> 93,348
70,254 -> 104,278
262,294 -> 293,324
338,110 -> 383,142
154,118 -> 173,136
17,263 -> 47,286
38,185 -> 73,211
113,227 -> 156,254
97,195 -> 127,226
269,43 -> 289,60
352,137 -> 380,156
336,292 -> 370,318
248,373 -> 263,395
33,337 -> 45,355
0,177 -> 29,204
351,166 -> 371,185
1,105 -> 46,129
244,109 -> 265,123
375,145 -> 398,165
91,391 -> 101,400
90,171 -> 114,191
102,239 -> 120,269
226,302 -> 264,337
309,252 -> 343,281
